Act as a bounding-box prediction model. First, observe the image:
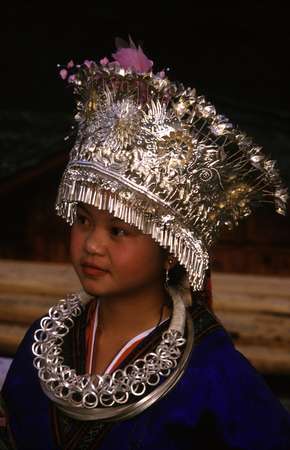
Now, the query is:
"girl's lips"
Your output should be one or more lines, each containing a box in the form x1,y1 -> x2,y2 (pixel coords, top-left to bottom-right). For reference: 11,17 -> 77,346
81,264 -> 108,277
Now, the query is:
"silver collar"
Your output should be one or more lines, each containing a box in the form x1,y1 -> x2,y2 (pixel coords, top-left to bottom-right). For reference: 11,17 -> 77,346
32,288 -> 193,421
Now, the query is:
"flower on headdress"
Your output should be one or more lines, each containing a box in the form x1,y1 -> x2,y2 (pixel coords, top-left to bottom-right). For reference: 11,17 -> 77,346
67,60 -> 74,69
83,59 -> 94,69
68,74 -> 77,83
99,57 -> 109,66
156,70 -> 166,79
112,40 -> 153,73
59,68 -> 68,80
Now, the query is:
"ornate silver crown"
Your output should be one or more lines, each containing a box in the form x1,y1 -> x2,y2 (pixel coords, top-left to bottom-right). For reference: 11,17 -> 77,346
56,45 -> 288,290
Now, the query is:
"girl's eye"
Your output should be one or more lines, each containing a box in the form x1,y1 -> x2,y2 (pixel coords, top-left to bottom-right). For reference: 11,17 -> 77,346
75,213 -> 90,226
111,227 -> 127,237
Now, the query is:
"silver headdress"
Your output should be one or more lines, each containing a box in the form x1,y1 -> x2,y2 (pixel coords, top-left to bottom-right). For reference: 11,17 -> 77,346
56,40 -> 288,291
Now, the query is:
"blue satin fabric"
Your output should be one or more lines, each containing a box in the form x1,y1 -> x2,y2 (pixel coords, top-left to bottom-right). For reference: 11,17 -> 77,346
2,318 -> 290,450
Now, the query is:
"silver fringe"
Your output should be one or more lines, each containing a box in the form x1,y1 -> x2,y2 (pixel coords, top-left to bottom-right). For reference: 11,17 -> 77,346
56,178 -> 209,291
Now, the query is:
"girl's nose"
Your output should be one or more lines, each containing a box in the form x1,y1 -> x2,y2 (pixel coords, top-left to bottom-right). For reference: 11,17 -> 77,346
84,226 -> 107,255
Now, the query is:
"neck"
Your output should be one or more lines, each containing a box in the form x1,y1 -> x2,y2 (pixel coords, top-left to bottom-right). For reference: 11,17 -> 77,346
97,283 -> 172,338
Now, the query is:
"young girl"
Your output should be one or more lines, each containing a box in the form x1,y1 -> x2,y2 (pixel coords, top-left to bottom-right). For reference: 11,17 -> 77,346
1,38 -> 290,450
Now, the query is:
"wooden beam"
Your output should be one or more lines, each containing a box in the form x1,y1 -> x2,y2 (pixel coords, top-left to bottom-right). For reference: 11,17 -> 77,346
0,259 -> 289,374
0,293 -> 56,324
0,259 -> 80,296
235,344 -> 290,375
0,323 -> 26,355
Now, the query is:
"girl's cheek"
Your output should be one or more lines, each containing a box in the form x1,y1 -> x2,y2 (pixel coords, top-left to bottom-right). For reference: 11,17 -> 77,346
70,230 -> 84,258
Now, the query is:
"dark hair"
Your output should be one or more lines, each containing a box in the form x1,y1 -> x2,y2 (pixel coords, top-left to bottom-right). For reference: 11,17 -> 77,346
168,262 -> 213,310
168,263 -> 187,287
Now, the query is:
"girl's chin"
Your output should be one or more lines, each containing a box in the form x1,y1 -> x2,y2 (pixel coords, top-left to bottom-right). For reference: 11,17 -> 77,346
80,278 -> 115,298
78,273 -> 153,299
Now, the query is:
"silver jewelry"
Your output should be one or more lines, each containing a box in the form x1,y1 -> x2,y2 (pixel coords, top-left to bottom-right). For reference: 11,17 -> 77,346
165,268 -> 170,286
165,257 -> 174,287
32,287 -> 192,421
56,48 -> 288,295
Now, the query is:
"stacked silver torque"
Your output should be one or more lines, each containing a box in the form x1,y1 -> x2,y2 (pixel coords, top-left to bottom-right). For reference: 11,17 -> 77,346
32,288 -> 193,421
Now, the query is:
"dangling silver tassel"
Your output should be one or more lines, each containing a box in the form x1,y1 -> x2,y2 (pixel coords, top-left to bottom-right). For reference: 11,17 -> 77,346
56,180 -> 209,292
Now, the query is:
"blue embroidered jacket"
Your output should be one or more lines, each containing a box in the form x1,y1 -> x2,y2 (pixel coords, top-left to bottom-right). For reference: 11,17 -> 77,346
2,303 -> 290,450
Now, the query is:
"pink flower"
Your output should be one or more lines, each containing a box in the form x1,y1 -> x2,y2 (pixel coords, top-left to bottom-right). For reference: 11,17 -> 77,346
112,45 -> 153,73
99,57 -> 109,66
67,59 -> 74,69
83,59 -> 94,69
68,74 -> 76,83
59,69 -> 68,80
156,70 -> 166,79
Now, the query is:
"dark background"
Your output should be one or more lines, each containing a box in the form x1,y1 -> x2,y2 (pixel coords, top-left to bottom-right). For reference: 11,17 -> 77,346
1,1 -> 289,178
1,1 -> 290,270
1,1 -> 289,111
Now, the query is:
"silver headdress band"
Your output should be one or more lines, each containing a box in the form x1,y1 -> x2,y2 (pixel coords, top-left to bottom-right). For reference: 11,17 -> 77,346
56,40 -> 288,291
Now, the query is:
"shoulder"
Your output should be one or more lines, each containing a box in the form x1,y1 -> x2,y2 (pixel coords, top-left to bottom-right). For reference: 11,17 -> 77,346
1,316 -> 56,450
188,305 -> 277,400
181,307 -> 290,447
189,300 -> 236,364
1,318 -> 42,396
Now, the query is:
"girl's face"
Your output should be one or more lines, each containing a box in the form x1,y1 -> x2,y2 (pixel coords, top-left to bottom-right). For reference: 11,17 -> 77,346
70,203 -> 167,298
